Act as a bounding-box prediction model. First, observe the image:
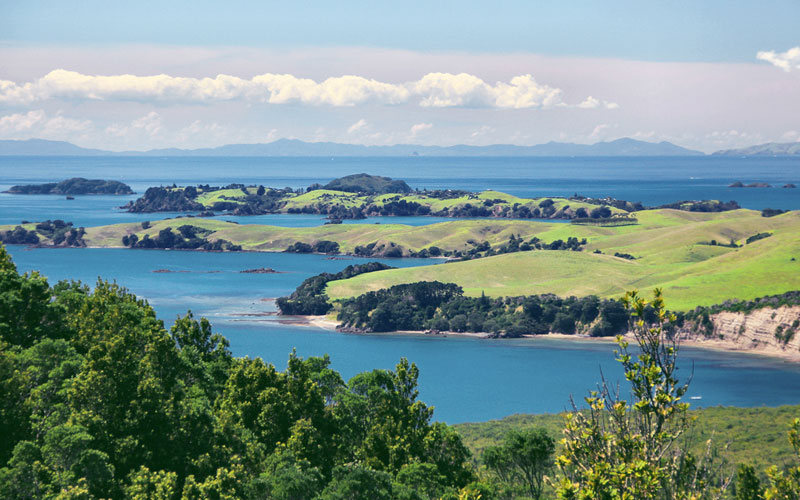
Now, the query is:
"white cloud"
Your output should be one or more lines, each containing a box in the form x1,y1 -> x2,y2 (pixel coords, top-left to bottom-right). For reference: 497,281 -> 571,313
0,110 -> 47,132
106,111 -> 163,138
0,109 -> 91,137
589,123 -> 617,140
757,46 -> 800,71
471,125 -> 495,138
410,122 -> 433,138
578,96 -> 600,109
578,96 -> 619,109
347,118 -> 368,134
0,69 -> 608,110
412,73 -> 563,109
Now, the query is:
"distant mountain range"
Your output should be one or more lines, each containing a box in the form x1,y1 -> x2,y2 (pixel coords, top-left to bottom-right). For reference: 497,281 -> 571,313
712,142 -> 800,156
0,137 -> 706,157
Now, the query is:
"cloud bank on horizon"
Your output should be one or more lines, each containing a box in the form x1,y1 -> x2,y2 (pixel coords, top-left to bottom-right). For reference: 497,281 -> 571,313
0,70 -> 617,110
1,2 -> 799,152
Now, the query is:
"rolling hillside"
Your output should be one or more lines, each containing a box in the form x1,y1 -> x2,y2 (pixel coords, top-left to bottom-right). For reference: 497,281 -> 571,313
3,208 -> 799,310
324,209 -> 800,310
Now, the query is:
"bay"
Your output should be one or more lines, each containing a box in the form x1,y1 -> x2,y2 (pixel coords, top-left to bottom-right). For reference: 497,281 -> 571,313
7,244 -> 800,424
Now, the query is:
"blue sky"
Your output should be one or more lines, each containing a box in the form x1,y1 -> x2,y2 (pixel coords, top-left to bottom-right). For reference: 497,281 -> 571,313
1,1 -> 799,151
3,0 -> 798,61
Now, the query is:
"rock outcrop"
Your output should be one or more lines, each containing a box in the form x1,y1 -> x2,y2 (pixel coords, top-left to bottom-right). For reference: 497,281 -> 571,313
677,306 -> 800,359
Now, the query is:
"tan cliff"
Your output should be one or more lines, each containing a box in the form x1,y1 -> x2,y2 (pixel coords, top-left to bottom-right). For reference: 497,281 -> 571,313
676,306 -> 800,361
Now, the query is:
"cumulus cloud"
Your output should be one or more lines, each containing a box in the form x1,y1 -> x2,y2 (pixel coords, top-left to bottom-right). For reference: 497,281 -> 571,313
0,69 -> 609,110
757,46 -> 800,71
410,122 -> 433,138
347,118 -> 368,134
578,96 -> 619,110
412,73 -> 563,109
0,109 -> 92,136
471,125 -> 495,138
106,111 -> 163,138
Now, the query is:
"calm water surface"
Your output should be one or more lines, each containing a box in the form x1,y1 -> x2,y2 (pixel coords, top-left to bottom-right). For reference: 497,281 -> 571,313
1,155 -> 798,227
3,156 -> 800,423
7,245 -> 800,424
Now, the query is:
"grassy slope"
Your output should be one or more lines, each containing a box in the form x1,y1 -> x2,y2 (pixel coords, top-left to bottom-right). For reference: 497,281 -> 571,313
326,210 -> 800,310
64,218 -> 591,253
5,209 -> 799,311
186,187 -> 626,216
455,405 -> 800,474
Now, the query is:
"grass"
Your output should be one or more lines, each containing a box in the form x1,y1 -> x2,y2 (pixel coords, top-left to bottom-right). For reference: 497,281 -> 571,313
5,208 -> 799,311
454,405 -> 800,475
193,188 -> 252,205
181,186 -> 629,217
325,209 -> 800,310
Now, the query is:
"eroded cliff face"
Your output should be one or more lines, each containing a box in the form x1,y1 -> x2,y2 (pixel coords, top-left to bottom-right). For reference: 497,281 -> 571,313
678,306 -> 800,358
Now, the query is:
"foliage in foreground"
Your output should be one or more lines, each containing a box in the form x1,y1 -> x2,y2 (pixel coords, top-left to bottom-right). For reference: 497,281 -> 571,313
554,289 -> 730,499
0,244 -> 476,499
4,240 -> 800,499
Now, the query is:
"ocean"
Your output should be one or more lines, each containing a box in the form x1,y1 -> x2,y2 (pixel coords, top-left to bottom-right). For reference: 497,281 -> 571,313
2,155 -> 800,423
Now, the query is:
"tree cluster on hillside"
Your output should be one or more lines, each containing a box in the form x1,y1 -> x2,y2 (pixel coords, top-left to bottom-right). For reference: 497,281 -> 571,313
122,225 -> 242,251
276,262 -> 395,316
0,245 -> 480,499
335,281 -> 631,337
349,234 -> 587,260
285,240 -> 341,255
445,235 -> 586,261
123,186 -> 206,212
0,220 -> 86,247
655,200 -> 741,212
322,173 -> 413,194
570,194 -> 743,214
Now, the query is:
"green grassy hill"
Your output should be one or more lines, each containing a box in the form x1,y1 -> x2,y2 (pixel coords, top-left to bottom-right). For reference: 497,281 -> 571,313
184,186 -> 628,218
4,208 -> 799,310
325,209 -> 800,310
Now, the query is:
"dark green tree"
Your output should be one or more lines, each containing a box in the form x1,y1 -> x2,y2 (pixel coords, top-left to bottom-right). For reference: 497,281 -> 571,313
483,428 -> 555,500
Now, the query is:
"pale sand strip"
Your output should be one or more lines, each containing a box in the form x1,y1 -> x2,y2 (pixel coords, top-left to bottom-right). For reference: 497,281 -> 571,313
294,316 -> 800,362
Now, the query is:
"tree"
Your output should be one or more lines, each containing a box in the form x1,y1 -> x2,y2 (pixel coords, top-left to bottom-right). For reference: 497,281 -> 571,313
764,419 -> 800,499
483,428 -> 555,500
317,465 -> 394,500
555,289 -> 730,500
124,467 -> 178,500
735,464 -> 763,500
0,245 -> 65,348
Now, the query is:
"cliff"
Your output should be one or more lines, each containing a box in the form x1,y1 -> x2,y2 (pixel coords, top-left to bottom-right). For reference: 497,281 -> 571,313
678,306 -> 800,360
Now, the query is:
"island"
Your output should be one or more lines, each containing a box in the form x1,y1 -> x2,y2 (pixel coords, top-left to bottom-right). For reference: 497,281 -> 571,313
6,177 -> 134,195
728,181 -> 772,188
121,173 -> 740,221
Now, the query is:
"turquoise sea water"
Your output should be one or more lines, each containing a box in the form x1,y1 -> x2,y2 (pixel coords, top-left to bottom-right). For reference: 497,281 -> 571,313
2,156 -> 800,423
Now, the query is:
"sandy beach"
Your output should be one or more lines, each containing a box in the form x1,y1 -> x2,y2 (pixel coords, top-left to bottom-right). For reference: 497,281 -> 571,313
288,315 -> 800,363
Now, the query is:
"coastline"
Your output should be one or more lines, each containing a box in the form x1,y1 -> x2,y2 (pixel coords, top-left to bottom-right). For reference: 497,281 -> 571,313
289,315 -> 800,363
